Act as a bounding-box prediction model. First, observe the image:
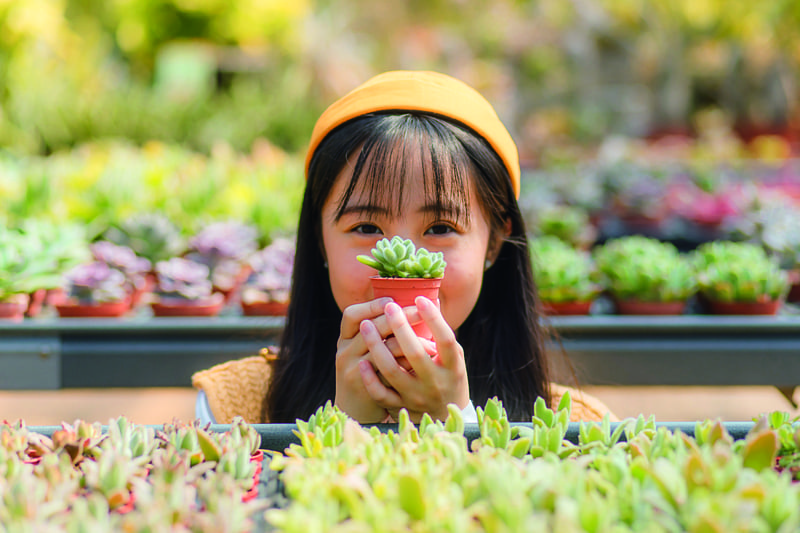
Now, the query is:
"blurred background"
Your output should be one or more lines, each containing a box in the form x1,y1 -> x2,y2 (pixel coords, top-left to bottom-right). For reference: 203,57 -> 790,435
2,0 -> 800,424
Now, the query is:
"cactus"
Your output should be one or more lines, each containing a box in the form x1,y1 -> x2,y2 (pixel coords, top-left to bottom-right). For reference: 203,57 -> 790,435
357,236 -> 446,278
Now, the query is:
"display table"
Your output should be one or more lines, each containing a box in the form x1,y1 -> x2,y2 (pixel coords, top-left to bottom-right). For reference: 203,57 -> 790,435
2,316 -> 799,395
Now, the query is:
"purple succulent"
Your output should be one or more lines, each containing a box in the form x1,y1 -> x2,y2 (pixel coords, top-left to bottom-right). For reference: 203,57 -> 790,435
187,221 -> 259,265
91,241 -> 152,290
241,237 -> 295,304
154,257 -> 214,301
66,262 -> 128,303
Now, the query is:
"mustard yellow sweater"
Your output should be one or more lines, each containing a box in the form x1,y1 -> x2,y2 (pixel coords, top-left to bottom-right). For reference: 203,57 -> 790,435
192,348 -> 618,424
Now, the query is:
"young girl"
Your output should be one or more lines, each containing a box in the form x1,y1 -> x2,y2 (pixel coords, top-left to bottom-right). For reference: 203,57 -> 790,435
193,70 -> 616,424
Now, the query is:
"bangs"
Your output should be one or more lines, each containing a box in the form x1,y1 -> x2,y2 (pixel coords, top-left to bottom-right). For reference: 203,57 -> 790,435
333,114 -> 472,225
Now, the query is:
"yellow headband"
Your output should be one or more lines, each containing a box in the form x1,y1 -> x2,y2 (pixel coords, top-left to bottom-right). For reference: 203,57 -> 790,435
305,70 -> 520,198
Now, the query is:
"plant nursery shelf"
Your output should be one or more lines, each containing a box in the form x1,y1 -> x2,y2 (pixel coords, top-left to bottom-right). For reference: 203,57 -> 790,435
1,315 -> 800,390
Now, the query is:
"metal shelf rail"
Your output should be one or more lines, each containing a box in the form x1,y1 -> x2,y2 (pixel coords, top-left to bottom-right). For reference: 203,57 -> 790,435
2,316 -> 800,395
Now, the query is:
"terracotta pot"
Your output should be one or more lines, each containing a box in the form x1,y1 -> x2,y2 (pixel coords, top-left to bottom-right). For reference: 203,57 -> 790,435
150,294 -> 225,317
707,299 -> 782,315
0,294 -> 29,322
55,298 -> 131,318
787,270 -> 800,303
241,300 -> 289,316
542,300 -> 593,316
615,299 -> 687,315
25,289 -> 47,318
45,288 -> 67,306
370,277 -> 442,340
129,273 -> 157,309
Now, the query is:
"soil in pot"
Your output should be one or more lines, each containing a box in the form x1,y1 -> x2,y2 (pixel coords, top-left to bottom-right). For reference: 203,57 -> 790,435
370,277 -> 441,340
150,294 -> 225,317
707,299 -> 782,315
615,299 -> 687,315
0,294 -> 30,322
55,298 -> 131,318
542,300 -> 593,316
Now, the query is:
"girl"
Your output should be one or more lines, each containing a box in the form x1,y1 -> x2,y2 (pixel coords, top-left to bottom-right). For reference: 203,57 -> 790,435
193,70 -> 615,424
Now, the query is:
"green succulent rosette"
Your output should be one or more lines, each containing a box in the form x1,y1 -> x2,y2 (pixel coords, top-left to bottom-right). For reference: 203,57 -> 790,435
693,241 -> 789,302
357,236 -> 446,278
530,236 -> 601,303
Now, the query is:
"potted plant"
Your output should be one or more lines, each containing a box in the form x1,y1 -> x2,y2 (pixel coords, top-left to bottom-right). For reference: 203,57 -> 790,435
185,220 -> 259,302
530,236 -> 601,315
240,237 -> 295,316
594,236 -> 697,315
357,236 -> 446,340
531,205 -> 597,250
90,241 -> 153,309
150,257 -> 224,317
693,241 -> 789,315
55,262 -> 131,318
102,212 -> 187,266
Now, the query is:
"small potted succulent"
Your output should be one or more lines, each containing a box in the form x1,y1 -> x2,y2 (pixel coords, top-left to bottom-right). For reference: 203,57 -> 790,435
530,236 -> 602,316
102,212 -> 187,265
150,257 -> 224,317
692,241 -> 789,315
594,236 -> 697,315
90,241 -> 152,308
185,220 -> 260,302
240,237 -> 295,316
357,236 -> 446,340
532,205 -> 597,250
55,262 -> 131,318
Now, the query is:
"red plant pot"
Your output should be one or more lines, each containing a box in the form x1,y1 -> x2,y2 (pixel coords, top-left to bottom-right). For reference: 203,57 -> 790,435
0,294 -> 30,322
707,299 -> 782,315
25,289 -> 47,318
787,270 -> 800,303
542,300 -> 593,316
45,288 -> 68,306
55,298 -> 131,318
150,294 -> 225,317
370,277 -> 442,340
615,299 -> 687,316
241,300 -> 289,316
129,273 -> 157,309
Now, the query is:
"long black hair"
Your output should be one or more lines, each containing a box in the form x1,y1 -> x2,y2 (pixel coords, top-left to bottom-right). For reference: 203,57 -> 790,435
265,112 -> 550,422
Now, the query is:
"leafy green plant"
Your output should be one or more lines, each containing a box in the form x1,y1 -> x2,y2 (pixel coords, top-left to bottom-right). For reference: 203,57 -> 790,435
530,236 -> 602,303
594,236 -> 697,302
532,205 -> 597,249
103,213 -> 186,265
357,236 -> 446,278
693,241 -> 789,302
0,228 -> 64,301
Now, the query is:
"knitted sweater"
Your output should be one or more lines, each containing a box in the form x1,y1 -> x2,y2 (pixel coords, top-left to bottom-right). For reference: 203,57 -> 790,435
191,349 -> 618,424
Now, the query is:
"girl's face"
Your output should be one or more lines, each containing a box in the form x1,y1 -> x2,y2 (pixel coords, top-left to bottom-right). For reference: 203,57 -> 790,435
321,154 -> 496,331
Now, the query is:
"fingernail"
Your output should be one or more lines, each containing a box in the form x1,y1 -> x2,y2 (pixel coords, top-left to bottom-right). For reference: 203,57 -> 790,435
415,296 -> 432,310
360,319 -> 374,335
384,301 -> 401,316
377,297 -> 393,306
358,360 -> 372,374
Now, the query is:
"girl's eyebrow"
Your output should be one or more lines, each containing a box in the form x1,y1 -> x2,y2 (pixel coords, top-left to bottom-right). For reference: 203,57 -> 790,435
338,204 -> 392,217
419,203 -> 462,218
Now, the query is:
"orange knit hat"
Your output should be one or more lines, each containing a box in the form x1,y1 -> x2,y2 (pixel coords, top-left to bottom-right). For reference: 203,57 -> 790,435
305,70 -> 520,198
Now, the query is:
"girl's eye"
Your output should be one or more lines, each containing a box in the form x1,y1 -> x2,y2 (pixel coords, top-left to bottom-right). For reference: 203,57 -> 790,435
426,223 -> 456,235
353,224 -> 382,235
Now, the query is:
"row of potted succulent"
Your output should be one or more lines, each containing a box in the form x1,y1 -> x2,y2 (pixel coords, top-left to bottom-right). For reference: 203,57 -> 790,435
0,216 -> 295,320
269,398 -> 800,531
1,416 -> 268,530
532,236 -> 793,316
5,397 -> 799,530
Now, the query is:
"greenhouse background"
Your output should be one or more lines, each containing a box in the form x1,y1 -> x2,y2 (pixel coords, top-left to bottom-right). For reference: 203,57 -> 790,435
2,0 -> 800,424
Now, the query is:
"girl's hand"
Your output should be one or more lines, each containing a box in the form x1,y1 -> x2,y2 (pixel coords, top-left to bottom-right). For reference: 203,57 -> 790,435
358,296 -> 469,423
334,297 -> 428,423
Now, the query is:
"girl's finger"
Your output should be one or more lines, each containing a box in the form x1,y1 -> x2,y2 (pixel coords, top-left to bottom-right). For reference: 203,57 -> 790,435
358,359 -> 404,408
382,302 -> 436,384
340,298 -> 394,339
415,296 -> 462,370
346,305 -> 424,354
360,318 -> 415,394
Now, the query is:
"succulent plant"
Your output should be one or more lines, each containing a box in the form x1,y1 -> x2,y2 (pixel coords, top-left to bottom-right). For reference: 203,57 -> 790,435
241,237 -> 295,304
64,262 -> 129,304
357,236 -> 446,278
693,241 -> 789,302
90,241 -> 152,291
531,205 -> 597,249
153,257 -> 214,301
0,227 -> 64,301
594,236 -> 697,302
102,212 -> 186,264
530,236 -> 601,303
186,220 -> 259,291
725,196 -> 800,270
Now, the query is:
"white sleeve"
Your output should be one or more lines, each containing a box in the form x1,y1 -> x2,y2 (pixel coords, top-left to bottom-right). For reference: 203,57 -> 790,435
195,390 -> 217,425
461,399 -> 478,423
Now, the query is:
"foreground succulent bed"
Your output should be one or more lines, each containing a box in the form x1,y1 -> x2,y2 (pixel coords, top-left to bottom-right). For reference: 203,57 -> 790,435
3,396 -> 800,532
